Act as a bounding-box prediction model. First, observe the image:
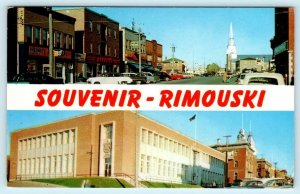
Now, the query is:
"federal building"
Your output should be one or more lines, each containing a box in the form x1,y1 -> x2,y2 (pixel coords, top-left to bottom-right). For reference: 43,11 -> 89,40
9,111 -> 225,187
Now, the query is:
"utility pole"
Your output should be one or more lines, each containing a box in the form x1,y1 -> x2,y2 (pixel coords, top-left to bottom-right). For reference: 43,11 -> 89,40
48,7 -> 54,77
87,145 -> 93,177
223,135 -> 231,187
138,25 -> 142,73
171,44 -> 176,73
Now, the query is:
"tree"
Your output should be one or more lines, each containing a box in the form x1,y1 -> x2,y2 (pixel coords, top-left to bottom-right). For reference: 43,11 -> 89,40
206,63 -> 220,75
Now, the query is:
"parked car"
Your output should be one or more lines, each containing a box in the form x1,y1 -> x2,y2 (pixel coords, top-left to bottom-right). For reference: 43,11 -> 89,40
236,73 -> 247,84
242,73 -> 285,85
244,178 -> 290,188
170,73 -> 184,80
157,72 -> 171,81
182,73 -> 194,79
141,72 -> 160,83
87,74 -> 133,84
121,72 -> 147,84
10,73 -> 63,84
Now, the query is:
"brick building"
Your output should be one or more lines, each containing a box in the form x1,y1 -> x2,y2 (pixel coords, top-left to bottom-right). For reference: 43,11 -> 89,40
211,128 -> 257,185
9,111 -> 225,187
119,27 -> 147,73
7,7 -> 76,83
56,8 -> 120,80
146,40 -> 163,68
257,158 -> 274,178
270,7 -> 294,85
161,57 -> 186,74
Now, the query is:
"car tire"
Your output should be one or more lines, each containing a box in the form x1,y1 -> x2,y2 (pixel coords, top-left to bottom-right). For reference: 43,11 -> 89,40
165,77 -> 169,81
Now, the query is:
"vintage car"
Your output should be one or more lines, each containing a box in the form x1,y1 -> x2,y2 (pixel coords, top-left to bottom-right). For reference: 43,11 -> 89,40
120,72 -> 147,84
141,72 -> 160,83
242,73 -> 285,85
87,73 -> 133,84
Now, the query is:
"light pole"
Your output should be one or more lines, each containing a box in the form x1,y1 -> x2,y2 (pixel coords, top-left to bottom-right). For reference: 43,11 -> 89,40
274,162 -> 278,178
171,44 -> 176,73
47,7 -> 54,77
223,135 -> 231,187
138,26 -> 142,73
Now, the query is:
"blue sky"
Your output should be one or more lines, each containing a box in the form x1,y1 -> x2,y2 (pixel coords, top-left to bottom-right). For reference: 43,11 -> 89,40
87,7 -> 274,68
7,110 -> 294,176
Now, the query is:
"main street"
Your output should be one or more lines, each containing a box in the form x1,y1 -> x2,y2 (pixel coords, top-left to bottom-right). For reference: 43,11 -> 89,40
159,76 -> 237,85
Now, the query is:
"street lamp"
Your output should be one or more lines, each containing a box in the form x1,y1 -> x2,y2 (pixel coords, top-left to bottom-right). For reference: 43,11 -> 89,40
274,162 -> 278,178
138,26 -> 143,73
223,135 -> 231,187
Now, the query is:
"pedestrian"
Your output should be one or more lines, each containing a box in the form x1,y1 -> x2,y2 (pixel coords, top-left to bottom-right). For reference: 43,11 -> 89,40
223,72 -> 228,83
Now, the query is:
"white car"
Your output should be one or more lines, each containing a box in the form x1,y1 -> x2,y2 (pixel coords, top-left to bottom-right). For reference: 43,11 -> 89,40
87,76 -> 133,84
237,73 -> 247,85
242,73 -> 285,85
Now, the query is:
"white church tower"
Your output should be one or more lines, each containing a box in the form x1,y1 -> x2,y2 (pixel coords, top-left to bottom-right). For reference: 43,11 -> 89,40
226,22 -> 237,73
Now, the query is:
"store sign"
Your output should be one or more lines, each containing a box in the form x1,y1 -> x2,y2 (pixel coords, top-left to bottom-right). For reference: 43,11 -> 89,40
29,46 -> 48,57
274,41 -> 288,56
86,54 -> 120,64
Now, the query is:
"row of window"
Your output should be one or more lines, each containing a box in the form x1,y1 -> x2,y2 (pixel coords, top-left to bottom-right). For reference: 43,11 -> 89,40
87,43 -> 117,57
25,25 -> 73,49
17,154 -> 74,176
18,129 -> 75,151
88,21 -> 117,39
141,128 -> 190,157
140,154 -> 184,178
125,40 -> 146,54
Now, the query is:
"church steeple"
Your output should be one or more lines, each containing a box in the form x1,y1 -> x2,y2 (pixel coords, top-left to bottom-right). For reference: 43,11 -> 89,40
226,22 -> 237,55
226,22 -> 237,73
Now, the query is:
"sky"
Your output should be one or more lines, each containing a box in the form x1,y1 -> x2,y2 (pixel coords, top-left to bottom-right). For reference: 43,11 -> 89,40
7,110 -> 294,176
87,7 -> 275,68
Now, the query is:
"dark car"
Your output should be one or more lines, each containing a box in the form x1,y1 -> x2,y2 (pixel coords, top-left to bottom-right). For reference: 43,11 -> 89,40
10,73 -> 63,84
157,72 -> 171,81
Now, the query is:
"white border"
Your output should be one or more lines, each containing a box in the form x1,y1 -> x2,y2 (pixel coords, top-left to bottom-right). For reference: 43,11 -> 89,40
1,1 -> 299,194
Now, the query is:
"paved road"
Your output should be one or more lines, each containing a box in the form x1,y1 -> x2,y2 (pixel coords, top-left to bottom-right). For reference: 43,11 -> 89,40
159,76 -> 237,85
7,180 -> 66,187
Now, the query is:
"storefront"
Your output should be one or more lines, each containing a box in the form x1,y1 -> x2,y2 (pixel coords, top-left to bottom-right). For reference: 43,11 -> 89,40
85,54 -> 120,77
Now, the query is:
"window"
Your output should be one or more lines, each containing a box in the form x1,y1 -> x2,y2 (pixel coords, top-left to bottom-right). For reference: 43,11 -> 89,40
169,140 -> 173,152
68,35 -> 72,49
105,124 -> 113,139
51,156 -> 56,173
63,131 -> 69,144
58,133 -> 63,145
36,137 -> 40,148
70,130 -> 75,143
98,44 -> 101,54
97,24 -> 100,34
234,150 -> 238,156
41,157 -> 45,174
159,136 -> 164,149
142,129 -> 147,143
113,30 -> 117,39
69,154 -> 74,173
41,136 -> 45,148
89,21 -> 93,32
89,43 -> 93,53
55,32 -> 61,48
34,27 -> 40,44
46,135 -> 51,147
26,25 -> 32,43
63,155 -> 68,173
114,48 -> 117,57
164,138 -> 168,151
42,29 -> 47,46
148,131 -> 153,145
234,172 -> 238,180
61,33 -> 66,49
140,154 -> 145,173
108,47 -> 111,56
18,141 -> 22,151
57,155 -> 62,173
158,159 -> 162,176
234,161 -> 238,168
154,134 -> 158,147
52,134 -> 57,146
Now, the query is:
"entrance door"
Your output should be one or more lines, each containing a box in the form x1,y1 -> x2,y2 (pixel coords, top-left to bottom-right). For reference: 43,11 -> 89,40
104,158 -> 111,176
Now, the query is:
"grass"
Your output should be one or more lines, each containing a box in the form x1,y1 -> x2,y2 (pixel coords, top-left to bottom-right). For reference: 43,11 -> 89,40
141,181 -> 202,188
31,177 -> 134,188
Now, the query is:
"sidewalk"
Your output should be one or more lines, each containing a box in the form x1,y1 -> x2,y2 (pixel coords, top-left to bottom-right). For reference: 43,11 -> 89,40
7,180 -> 66,188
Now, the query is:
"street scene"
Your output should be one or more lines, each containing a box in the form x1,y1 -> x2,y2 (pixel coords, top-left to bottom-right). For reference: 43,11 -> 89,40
7,110 -> 294,188
7,7 -> 294,85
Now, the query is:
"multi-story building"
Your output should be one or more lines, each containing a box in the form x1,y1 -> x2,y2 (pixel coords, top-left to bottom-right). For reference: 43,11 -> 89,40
235,55 -> 273,73
9,111 -> 225,187
119,26 -> 147,73
56,8 -> 120,80
211,128 -> 257,185
7,7 -> 76,83
270,7 -> 294,85
257,158 -> 273,178
161,57 -> 186,74
146,40 -> 163,69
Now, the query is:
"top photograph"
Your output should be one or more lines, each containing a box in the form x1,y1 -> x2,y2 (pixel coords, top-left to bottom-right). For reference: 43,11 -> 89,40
7,7 -> 294,85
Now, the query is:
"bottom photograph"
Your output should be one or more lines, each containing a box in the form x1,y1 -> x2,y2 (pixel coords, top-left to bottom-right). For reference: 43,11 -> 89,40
6,110 -> 294,188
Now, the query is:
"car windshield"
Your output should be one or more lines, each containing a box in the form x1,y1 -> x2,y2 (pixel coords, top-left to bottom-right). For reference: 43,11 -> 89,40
248,77 -> 279,85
